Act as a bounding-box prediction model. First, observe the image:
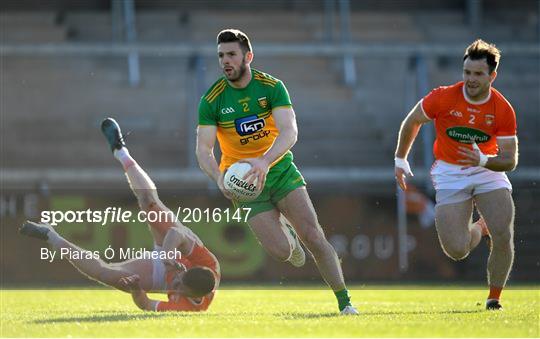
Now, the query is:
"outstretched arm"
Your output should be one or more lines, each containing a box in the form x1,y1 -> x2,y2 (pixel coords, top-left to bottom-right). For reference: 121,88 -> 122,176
131,289 -> 159,311
118,275 -> 159,311
394,101 -> 431,190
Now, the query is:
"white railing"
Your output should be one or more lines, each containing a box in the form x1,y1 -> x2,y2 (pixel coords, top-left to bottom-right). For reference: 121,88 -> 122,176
1,42 -> 539,57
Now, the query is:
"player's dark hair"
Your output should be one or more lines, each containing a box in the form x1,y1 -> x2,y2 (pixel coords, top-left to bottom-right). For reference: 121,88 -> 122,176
463,39 -> 501,74
183,267 -> 216,297
217,29 -> 252,54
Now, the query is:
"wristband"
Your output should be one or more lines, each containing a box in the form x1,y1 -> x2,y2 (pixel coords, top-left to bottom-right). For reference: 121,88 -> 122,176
478,153 -> 488,167
394,157 -> 413,176
472,143 -> 488,167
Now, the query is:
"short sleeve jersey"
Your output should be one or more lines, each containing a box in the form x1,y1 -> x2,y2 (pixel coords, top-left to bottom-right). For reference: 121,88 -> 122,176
156,244 -> 221,312
421,81 -> 517,165
198,69 -> 292,171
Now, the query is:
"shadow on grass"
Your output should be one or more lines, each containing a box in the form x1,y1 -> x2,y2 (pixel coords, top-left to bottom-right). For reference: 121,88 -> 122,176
32,312 -> 199,323
277,309 -> 483,319
31,310 -> 267,324
275,312 -> 339,319
32,309 -> 484,323
361,309 -> 484,316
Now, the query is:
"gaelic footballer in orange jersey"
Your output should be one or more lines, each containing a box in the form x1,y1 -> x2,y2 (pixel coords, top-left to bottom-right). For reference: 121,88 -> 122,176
421,82 -> 517,165
198,69 -> 292,171
157,243 -> 220,312
421,81 -> 517,165
21,117 -> 221,313
394,39 -> 519,311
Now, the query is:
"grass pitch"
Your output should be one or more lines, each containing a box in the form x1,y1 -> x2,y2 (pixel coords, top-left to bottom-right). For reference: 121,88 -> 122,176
1,286 -> 538,337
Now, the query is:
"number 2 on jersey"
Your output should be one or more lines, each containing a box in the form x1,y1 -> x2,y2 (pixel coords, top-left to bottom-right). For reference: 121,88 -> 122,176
242,102 -> 250,112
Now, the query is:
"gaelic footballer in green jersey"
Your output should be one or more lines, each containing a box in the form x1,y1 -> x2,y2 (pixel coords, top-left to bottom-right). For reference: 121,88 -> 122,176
196,29 -> 358,315
199,69 -> 292,171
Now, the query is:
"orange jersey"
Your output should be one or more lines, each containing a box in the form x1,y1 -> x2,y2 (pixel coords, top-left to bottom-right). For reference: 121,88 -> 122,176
156,244 -> 221,312
421,82 -> 517,165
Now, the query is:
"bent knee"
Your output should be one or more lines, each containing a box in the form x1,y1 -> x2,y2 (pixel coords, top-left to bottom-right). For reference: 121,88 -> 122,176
442,244 -> 470,261
301,226 -> 328,253
266,243 -> 291,262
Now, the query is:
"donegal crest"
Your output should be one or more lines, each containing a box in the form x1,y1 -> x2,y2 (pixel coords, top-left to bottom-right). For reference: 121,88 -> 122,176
257,97 -> 268,109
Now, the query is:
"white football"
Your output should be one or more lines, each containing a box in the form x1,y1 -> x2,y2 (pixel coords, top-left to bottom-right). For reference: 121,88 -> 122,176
223,162 -> 261,202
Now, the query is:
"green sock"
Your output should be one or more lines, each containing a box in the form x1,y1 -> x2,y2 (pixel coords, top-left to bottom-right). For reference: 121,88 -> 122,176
334,289 -> 352,311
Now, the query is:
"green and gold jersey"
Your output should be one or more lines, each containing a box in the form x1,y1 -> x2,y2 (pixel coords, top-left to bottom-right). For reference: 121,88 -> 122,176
198,69 -> 292,171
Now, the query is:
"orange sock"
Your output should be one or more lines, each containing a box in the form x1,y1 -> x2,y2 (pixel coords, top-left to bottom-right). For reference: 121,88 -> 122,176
488,285 -> 503,300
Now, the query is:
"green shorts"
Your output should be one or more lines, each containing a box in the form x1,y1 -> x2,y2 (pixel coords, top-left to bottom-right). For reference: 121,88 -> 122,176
233,152 -> 306,220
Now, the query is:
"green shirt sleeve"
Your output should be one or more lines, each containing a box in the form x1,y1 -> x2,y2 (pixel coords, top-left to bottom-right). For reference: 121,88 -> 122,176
271,80 -> 292,108
198,97 -> 217,125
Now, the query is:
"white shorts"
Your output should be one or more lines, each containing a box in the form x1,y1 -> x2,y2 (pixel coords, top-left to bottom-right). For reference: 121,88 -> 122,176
430,160 -> 512,206
151,245 -> 167,291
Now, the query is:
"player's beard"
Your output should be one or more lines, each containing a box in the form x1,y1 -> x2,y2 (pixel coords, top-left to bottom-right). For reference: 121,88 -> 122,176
466,81 -> 489,100
224,59 -> 247,82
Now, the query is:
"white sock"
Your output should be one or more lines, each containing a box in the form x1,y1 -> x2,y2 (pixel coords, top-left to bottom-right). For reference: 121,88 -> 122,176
279,216 -> 297,262
114,147 -> 130,162
113,147 -> 135,169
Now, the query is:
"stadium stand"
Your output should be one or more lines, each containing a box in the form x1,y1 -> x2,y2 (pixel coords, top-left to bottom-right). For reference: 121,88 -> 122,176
1,0 -> 539,284
2,4 -> 538,171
